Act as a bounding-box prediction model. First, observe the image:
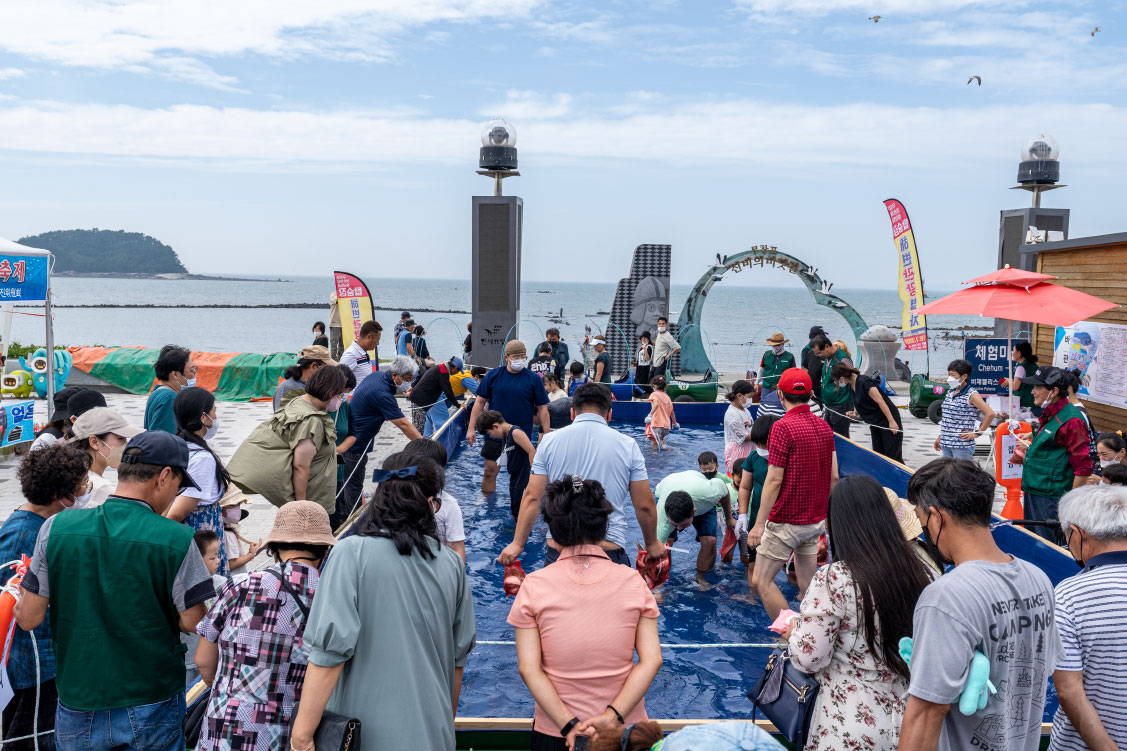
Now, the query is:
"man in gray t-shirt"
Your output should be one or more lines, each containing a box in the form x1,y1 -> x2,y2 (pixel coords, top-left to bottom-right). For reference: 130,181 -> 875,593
901,458 -> 1061,751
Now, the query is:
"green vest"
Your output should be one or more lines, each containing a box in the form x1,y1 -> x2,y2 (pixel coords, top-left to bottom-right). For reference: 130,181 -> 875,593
1022,402 -> 1083,499
820,349 -> 852,406
760,350 -> 795,389
47,498 -> 194,711
1016,359 -> 1037,408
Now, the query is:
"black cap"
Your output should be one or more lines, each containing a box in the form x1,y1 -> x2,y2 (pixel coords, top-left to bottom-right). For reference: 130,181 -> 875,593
120,431 -> 200,490
49,386 -> 86,422
401,311 -> 411,318
67,389 -> 107,421
1023,366 -> 1067,390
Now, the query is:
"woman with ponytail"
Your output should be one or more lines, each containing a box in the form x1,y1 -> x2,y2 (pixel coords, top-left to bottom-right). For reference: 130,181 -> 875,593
292,452 -> 476,751
508,475 -> 662,751
167,386 -> 232,575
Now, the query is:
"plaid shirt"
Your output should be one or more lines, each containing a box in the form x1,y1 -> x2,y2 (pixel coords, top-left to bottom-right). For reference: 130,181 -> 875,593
767,404 -> 836,525
0,510 -> 55,690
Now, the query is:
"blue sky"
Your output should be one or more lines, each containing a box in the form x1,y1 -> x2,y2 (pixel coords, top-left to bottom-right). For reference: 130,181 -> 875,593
0,0 -> 1125,290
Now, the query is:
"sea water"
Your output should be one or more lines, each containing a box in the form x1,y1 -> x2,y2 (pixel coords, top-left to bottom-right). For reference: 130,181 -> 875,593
15,275 -> 994,377
455,423 -> 793,720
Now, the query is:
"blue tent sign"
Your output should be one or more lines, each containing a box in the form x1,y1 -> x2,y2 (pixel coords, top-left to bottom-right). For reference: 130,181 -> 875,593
964,337 -> 1009,395
0,255 -> 49,301
1,401 -> 35,446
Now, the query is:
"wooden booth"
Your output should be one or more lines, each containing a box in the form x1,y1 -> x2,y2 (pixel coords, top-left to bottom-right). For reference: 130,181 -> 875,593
1023,232 -> 1127,432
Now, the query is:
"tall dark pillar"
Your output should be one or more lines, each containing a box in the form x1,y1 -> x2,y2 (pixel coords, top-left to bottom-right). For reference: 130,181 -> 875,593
472,196 -> 523,367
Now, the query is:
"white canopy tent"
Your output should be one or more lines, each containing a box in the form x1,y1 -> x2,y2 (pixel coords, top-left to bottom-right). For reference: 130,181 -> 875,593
0,236 -> 56,407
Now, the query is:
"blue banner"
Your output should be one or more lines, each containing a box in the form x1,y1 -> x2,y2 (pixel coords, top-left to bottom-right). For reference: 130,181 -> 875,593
963,337 -> 1009,395
0,255 -> 49,301
1,400 -> 35,446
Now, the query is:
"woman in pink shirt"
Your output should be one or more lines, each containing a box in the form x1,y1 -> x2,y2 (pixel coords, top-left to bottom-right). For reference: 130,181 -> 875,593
508,476 -> 663,750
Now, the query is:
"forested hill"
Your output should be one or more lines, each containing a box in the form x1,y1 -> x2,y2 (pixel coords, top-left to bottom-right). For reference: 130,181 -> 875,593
17,229 -> 188,274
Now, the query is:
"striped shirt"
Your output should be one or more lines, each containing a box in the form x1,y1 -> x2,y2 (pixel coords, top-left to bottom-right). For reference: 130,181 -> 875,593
1049,551 -> 1127,751
939,385 -> 980,449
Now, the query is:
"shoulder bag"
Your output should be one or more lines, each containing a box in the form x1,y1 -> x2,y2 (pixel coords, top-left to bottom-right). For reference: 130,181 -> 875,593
266,568 -> 363,751
747,646 -> 819,749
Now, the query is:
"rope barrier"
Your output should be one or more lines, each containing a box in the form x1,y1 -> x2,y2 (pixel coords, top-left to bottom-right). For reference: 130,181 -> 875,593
474,640 -> 781,649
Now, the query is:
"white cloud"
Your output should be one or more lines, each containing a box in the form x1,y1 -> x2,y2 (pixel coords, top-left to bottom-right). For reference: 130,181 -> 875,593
0,0 -> 542,86
736,0 -> 1023,15
0,68 -> 24,80
478,90 -> 574,120
1,97 -> 1124,175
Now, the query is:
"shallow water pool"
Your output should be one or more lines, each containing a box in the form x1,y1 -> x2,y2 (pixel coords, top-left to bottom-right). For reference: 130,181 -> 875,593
453,422 -> 795,720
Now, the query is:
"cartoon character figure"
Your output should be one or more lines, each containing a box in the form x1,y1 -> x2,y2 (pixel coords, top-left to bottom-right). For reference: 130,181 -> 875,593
1,370 -> 35,399
18,348 -> 72,398
900,637 -> 997,716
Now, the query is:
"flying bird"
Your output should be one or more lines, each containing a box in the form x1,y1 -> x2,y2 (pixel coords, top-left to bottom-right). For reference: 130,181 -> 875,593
868,15 -> 881,22
1091,27 -> 1100,36
967,75 -> 982,86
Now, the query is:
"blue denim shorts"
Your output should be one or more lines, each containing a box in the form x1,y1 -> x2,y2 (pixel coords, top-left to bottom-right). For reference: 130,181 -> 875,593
56,692 -> 185,751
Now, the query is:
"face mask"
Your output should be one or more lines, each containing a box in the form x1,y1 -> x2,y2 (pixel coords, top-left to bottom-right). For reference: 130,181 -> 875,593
921,510 -> 953,568
947,376 -> 961,389
756,447 -> 769,457
395,379 -> 411,393
837,379 -> 848,389
1100,459 -> 1120,469
508,358 -> 528,372
97,442 -> 124,469
772,344 -> 785,355
224,507 -> 242,523
657,326 -> 667,333
185,376 -> 197,389
327,395 -> 343,412
202,414 -> 218,440
702,470 -> 718,480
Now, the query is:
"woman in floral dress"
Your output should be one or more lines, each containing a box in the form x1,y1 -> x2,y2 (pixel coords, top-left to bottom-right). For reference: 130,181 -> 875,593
786,475 -> 934,750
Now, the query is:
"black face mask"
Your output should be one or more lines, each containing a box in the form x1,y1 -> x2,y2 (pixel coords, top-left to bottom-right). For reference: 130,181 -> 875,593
703,470 -> 718,480
922,510 -> 954,568
1066,527 -> 1085,569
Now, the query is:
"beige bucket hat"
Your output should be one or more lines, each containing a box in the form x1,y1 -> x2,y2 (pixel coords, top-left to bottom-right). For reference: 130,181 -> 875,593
263,500 -> 337,548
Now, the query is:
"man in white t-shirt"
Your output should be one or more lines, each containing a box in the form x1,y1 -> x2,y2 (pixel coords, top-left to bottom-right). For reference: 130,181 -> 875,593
651,316 -> 680,377
339,320 -> 382,387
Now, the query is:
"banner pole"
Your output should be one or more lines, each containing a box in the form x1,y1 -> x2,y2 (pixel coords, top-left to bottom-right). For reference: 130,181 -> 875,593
44,255 -> 55,409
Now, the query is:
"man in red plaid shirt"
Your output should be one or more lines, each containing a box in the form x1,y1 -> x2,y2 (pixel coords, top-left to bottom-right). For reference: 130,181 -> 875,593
747,367 -> 838,619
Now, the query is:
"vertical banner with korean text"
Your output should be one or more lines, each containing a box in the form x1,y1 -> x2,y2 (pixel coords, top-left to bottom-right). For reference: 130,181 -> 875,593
883,199 -> 928,351
333,271 -> 377,359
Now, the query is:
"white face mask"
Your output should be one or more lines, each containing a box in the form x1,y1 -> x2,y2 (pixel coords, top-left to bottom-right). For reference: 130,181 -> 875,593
772,344 -> 785,355
202,414 -> 218,440
947,376 -> 961,389
657,326 -> 667,333
756,447 -> 769,457
508,358 -> 528,372
395,378 -> 411,392
837,379 -> 848,389
70,489 -> 92,508
96,441 -> 124,470
327,395 -> 343,412
1100,459 -> 1120,469
224,507 -> 242,523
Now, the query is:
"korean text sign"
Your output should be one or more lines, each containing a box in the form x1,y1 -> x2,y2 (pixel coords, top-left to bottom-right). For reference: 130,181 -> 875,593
882,199 -> 928,351
963,338 -> 1009,395
0,255 -> 48,301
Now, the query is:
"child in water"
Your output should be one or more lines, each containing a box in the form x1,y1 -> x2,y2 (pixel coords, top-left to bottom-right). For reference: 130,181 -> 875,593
645,376 -> 677,450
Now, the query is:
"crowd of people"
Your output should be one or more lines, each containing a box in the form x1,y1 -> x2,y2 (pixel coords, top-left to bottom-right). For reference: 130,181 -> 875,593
0,316 -> 1123,751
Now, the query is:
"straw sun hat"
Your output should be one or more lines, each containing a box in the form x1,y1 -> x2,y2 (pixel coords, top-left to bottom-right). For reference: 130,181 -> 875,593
263,500 -> 337,549
883,487 -> 923,541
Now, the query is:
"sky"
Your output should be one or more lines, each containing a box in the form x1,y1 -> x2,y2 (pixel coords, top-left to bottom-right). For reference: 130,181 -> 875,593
0,0 -> 1125,290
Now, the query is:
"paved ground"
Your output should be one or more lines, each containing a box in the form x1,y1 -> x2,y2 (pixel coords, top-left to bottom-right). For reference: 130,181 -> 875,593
0,380 -> 1005,564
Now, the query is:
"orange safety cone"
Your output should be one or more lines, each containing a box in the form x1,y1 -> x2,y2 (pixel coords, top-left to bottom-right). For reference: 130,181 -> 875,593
994,420 -> 1030,520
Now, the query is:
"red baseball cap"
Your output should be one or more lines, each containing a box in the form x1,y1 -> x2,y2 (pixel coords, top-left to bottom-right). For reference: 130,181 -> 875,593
777,367 -> 813,395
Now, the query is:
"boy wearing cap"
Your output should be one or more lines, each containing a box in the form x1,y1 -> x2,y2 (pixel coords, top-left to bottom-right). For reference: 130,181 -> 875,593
746,368 -> 838,620
466,340 -> 550,513
758,333 -> 795,395
339,320 -> 382,387
17,431 -> 216,751
1015,365 -> 1093,542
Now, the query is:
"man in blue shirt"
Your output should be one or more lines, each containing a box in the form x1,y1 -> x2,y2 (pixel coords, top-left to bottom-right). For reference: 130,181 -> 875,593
337,355 -> 422,528
542,328 -> 571,380
395,319 -> 415,358
466,340 -> 551,517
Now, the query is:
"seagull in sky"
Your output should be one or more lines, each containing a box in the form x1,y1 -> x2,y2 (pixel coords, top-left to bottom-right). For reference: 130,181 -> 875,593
967,75 -> 982,86
1091,27 -> 1100,36
868,15 -> 881,22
